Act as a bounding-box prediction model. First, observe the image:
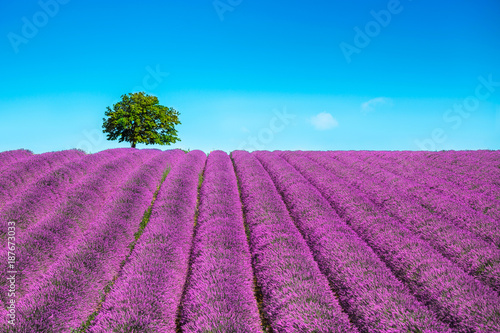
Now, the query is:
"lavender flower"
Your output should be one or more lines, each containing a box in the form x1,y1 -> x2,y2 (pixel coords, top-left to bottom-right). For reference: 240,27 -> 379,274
302,150 -> 500,294
279,151 -> 500,332
0,148 -> 131,243
0,149 -> 156,304
232,150 -> 357,332
361,151 -> 500,221
178,150 -> 262,332
4,149 -> 184,332
253,151 -> 452,333
0,149 -> 84,210
0,149 -> 33,172
89,150 -> 206,332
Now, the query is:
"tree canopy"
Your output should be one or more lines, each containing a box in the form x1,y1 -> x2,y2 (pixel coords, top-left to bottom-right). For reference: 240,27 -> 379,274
102,92 -> 181,148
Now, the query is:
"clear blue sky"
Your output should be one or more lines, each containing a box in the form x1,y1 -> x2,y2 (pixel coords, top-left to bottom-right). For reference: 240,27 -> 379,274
1,0 -> 499,153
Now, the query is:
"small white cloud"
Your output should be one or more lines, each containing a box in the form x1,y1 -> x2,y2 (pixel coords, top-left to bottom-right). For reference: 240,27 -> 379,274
361,97 -> 393,113
310,112 -> 339,130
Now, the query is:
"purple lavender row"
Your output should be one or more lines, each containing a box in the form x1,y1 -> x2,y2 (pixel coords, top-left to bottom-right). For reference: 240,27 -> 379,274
253,151 -> 451,333
0,149 -> 156,306
357,149 -> 500,183
460,150 -> 500,169
88,150 -> 206,332
374,150 -> 500,198
410,151 -> 500,193
0,148 -> 132,243
362,150 -> 500,229
417,150 -> 500,178
392,151 -> 500,217
178,151 -> 262,332
5,149 -> 184,332
1,149 -> 156,326
1,149 -> 152,328
386,150 -> 500,202
331,151 -> 500,247
394,150 -> 500,200
328,150 -> 500,223
279,151 -> 500,332
303,151 -> 500,293
0,149 -> 85,209
1,149 -> 140,328
371,151 -> 500,220
232,151 -> 357,332
441,150 -> 500,163
0,148 -> 132,309
0,150 -> 32,172
369,150 -> 490,174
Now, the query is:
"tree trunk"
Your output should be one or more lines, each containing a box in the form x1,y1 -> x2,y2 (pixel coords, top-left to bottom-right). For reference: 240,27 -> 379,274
131,142 -> 136,148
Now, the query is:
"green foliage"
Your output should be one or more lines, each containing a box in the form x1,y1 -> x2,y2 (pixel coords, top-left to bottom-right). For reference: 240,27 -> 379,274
130,166 -> 171,248
74,148 -> 88,154
198,172 -> 204,189
102,92 -> 181,148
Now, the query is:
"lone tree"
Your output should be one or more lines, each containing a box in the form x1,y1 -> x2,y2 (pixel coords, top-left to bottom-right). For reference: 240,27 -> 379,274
102,92 -> 181,148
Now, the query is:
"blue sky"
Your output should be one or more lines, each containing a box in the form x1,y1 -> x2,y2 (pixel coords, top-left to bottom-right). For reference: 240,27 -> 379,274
1,0 -> 499,153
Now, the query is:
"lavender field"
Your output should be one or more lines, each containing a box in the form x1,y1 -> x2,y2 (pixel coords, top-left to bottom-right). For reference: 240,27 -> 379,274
1,148 -> 500,332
